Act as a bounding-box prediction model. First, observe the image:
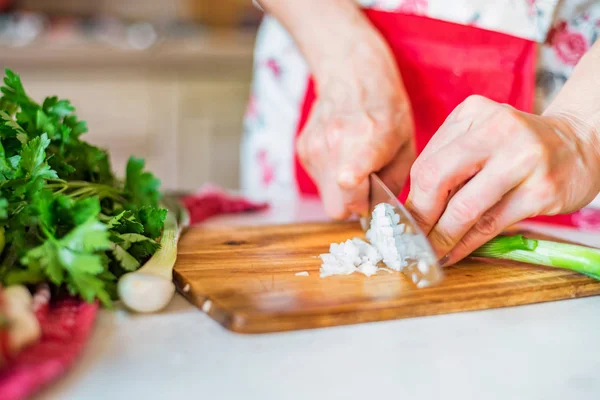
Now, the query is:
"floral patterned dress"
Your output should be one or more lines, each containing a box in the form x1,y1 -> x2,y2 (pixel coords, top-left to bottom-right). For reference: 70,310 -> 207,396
241,0 -> 600,225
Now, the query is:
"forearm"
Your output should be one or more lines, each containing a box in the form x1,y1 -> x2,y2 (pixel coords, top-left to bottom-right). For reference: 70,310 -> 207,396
544,40 -> 600,163
258,0 -> 389,81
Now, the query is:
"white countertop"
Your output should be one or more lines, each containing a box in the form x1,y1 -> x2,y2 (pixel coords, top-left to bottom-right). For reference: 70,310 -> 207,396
38,198 -> 600,400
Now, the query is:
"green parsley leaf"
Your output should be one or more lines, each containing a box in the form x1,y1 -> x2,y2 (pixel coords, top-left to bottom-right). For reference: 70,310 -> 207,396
0,140 -> 16,181
0,110 -> 28,143
59,219 -> 112,253
107,210 -> 144,233
0,69 -> 165,307
110,243 -> 140,271
137,206 -> 167,239
71,197 -> 102,226
1,69 -> 30,106
117,233 -> 158,249
17,133 -> 58,180
127,240 -> 161,261
67,270 -> 111,306
106,210 -> 144,234
21,219 -> 112,303
0,198 -> 7,219
125,157 -> 161,209
42,96 -> 75,118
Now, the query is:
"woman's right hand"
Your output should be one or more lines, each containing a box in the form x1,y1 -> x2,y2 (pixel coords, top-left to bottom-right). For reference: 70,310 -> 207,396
260,0 -> 416,219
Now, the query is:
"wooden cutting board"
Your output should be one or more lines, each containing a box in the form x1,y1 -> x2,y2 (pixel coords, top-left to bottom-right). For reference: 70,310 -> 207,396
173,221 -> 600,334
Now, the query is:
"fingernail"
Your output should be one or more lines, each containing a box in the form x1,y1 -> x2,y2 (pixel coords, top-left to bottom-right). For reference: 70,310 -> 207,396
438,254 -> 450,267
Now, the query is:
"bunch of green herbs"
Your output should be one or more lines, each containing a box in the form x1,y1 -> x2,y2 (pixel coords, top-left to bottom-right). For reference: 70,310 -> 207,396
0,69 -> 166,306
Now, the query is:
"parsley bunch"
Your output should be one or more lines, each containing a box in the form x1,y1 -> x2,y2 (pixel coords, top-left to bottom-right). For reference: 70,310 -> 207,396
0,69 -> 166,306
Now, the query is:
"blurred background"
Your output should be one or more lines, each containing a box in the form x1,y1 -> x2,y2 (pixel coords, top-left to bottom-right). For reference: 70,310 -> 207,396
0,0 -> 262,192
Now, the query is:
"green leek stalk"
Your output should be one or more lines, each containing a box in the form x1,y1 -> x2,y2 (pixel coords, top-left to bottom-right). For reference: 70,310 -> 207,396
471,235 -> 600,280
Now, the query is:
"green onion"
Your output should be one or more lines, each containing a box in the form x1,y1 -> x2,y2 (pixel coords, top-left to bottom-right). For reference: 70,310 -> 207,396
117,198 -> 189,313
472,235 -> 600,280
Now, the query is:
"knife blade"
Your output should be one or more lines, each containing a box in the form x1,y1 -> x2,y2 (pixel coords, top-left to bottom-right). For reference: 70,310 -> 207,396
360,173 -> 443,287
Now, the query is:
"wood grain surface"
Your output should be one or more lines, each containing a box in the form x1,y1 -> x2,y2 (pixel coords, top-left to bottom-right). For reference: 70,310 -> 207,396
173,221 -> 600,334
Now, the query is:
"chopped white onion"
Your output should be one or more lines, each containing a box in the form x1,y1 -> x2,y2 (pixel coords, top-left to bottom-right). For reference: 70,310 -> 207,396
366,203 -> 411,272
319,238 -> 383,277
357,262 -> 379,277
318,202 -> 431,282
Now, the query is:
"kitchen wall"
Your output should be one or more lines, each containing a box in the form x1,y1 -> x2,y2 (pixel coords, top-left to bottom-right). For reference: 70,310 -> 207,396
0,0 -> 260,192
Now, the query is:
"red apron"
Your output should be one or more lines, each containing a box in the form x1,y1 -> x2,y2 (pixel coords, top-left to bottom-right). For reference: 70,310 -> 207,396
293,10 -> 595,229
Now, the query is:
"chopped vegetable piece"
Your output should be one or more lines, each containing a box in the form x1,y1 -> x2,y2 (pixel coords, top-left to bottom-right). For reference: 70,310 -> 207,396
472,234 -> 600,279
366,202 -> 418,271
319,202 -> 424,278
319,238 -> 383,277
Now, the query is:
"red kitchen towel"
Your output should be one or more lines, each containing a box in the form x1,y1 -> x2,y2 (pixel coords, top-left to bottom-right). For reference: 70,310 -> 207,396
181,184 -> 269,225
0,186 -> 268,400
0,285 -> 98,400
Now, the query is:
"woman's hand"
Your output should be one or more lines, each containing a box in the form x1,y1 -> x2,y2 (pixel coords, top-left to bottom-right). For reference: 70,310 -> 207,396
259,0 -> 415,219
297,38 -> 415,219
406,95 -> 600,266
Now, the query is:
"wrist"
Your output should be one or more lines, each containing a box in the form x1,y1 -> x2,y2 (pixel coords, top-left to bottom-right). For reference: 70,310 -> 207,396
312,29 -> 407,112
261,0 -> 392,84
310,21 -> 391,77
542,40 -> 600,175
545,111 -> 600,182
316,62 -> 409,123
314,27 -> 397,85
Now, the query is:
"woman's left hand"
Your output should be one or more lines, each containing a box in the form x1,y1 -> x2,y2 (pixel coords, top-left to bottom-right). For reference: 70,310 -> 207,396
405,95 -> 600,266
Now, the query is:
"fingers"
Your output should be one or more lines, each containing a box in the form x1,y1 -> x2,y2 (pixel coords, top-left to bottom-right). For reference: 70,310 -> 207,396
340,177 -> 370,217
319,165 -> 353,219
296,112 -> 327,176
417,95 -> 498,159
440,185 -> 539,265
400,96 -> 595,266
298,101 -> 415,220
343,138 -> 416,217
426,152 -> 532,259
297,111 -> 351,219
377,139 -> 416,196
337,107 -> 412,190
405,137 -> 490,236
296,110 -> 382,220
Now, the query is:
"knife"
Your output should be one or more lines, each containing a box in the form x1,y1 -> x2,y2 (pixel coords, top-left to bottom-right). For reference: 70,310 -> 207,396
360,173 -> 443,287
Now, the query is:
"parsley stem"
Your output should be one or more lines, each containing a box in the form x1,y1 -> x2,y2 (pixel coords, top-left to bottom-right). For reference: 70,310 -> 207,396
45,181 -> 125,202
39,223 -> 55,242
68,187 -> 95,199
